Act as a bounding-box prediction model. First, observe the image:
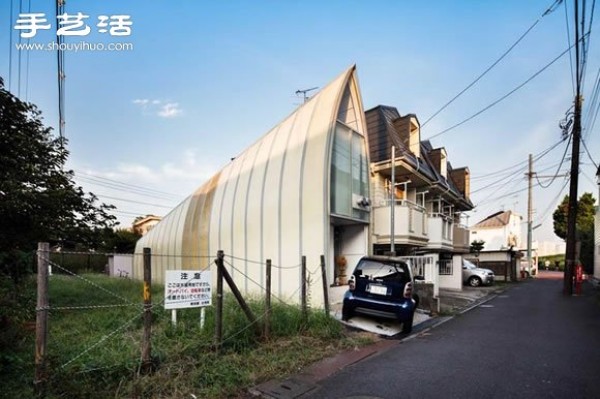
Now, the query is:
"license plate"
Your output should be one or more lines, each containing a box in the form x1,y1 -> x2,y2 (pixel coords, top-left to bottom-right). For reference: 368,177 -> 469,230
367,284 -> 388,295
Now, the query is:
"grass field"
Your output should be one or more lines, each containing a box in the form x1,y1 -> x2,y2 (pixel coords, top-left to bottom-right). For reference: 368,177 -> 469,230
1,273 -> 373,398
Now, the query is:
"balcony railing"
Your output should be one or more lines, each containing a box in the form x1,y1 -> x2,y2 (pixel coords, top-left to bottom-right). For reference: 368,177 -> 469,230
426,213 -> 453,250
453,224 -> 470,253
372,200 -> 428,245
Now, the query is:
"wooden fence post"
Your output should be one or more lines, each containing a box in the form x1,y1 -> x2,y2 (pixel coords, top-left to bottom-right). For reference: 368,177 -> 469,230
34,242 -> 49,396
301,256 -> 307,322
320,255 -> 330,316
214,250 -> 224,351
264,259 -> 271,340
140,247 -> 152,373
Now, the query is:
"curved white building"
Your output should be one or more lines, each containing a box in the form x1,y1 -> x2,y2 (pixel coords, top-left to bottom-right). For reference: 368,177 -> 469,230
134,66 -> 370,306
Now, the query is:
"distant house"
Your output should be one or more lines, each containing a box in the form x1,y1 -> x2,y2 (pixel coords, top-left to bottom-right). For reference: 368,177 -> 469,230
470,210 -> 523,251
132,215 -> 162,236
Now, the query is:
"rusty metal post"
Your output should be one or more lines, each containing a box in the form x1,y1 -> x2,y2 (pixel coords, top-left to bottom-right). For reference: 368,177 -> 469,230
320,255 -> 330,316
140,247 -> 152,373
34,242 -> 49,396
301,256 -> 307,322
214,251 -> 224,351
265,259 -> 271,340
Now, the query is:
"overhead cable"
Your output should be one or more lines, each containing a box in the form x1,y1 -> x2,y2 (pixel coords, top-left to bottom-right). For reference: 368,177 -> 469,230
421,0 -> 563,127
426,38 -> 584,140
536,134 -> 572,188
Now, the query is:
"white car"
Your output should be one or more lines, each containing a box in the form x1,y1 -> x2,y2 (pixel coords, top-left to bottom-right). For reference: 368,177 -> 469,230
462,259 -> 495,287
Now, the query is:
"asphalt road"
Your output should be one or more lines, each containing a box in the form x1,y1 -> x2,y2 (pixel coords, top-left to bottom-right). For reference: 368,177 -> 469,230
304,273 -> 600,399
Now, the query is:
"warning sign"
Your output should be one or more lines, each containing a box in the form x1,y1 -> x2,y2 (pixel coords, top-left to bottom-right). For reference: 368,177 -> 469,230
164,270 -> 212,310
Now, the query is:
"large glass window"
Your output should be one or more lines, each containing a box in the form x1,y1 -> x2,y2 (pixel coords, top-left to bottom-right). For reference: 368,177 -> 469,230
331,122 -> 369,221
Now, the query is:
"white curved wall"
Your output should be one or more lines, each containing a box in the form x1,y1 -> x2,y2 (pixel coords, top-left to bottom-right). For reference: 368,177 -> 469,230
134,66 -> 367,307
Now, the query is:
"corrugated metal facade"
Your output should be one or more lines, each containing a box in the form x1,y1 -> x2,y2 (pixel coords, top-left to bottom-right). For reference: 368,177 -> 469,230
133,66 -> 368,306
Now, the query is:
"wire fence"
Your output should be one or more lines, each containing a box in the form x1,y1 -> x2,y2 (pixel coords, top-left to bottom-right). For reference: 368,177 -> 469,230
34,245 -> 332,397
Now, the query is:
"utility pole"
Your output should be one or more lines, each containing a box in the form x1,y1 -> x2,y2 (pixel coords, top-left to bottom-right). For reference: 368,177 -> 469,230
527,154 -> 533,276
564,0 -> 583,295
390,145 -> 396,256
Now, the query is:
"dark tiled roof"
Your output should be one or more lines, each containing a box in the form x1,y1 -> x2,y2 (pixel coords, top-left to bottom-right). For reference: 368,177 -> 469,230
365,105 -> 473,210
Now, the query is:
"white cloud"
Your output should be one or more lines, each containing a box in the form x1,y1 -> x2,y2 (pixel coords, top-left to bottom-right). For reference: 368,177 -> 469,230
158,102 -> 183,118
132,99 -> 150,105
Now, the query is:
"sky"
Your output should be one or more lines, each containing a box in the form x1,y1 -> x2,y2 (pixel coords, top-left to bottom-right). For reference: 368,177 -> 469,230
2,0 -> 599,245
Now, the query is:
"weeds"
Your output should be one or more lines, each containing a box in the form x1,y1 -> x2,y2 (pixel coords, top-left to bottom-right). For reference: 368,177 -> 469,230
1,273 -> 368,398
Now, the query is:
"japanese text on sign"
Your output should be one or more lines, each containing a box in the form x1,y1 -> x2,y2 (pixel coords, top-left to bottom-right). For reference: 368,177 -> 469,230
14,12 -> 132,38
164,270 -> 212,310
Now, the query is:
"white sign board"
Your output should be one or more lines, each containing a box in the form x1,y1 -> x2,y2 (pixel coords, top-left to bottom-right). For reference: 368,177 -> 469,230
164,270 -> 212,310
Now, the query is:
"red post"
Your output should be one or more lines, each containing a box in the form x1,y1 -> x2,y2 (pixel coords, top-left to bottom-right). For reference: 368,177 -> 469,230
575,263 -> 583,295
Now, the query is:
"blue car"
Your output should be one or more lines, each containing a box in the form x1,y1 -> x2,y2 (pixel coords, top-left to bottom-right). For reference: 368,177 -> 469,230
342,256 -> 418,334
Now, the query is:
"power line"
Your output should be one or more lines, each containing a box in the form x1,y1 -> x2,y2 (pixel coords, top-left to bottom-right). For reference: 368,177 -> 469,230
426,39 -> 581,140
74,170 -> 184,200
421,0 -> 563,127
94,193 -> 176,209
536,177 -> 570,225
581,135 -> 599,168
471,139 -> 565,182
565,0 -> 576,95
536,134 -> 572,188
8,0 -> 13,92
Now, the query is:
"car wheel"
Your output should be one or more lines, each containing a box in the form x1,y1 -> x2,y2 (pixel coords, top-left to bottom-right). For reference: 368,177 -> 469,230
468,276 -> 482,287
402,312 -> 414,334
342,305 -> 353,321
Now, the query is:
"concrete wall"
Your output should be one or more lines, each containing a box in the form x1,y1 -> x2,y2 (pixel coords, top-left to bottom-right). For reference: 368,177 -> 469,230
108,254 -> 133,278
439,255 -> 462,290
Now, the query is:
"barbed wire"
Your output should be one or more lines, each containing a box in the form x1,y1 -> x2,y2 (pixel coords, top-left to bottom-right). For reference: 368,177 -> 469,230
39,303 -> 140,311
44,257 -> 137,306
52,250 -> 214,259
227,254 -> 302,270
223,259 -> 314,307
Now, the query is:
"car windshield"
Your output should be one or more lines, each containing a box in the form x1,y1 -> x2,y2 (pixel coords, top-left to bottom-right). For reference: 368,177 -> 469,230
463,260 -> 477,270
354,259 -> 410,284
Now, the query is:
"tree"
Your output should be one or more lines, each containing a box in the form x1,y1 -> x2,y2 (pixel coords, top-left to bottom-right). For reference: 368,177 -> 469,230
470,240 -> 485,256
0,78 -> 117,259
99,228 -> 142,253
552,192 -> 596,273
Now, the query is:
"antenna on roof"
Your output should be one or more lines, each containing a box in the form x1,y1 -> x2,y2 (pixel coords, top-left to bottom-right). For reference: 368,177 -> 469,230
295,87 -> 318,103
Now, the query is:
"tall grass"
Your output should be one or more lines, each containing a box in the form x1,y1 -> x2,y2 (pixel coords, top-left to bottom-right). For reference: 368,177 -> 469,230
1,274 -> 369,398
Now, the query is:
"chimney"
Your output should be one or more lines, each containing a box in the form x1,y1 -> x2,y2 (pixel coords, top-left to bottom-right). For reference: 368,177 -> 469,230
392,114 -> 420,158
450,167 -> 470,199
429,148 -> 448,178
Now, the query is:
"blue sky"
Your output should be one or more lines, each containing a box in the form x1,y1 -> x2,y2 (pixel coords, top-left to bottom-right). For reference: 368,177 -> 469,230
2,0 -> 599,244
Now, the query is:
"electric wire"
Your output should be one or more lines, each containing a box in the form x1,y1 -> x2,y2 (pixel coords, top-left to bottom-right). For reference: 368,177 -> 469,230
24,0 -> 31,101
565,0 -> 577,95
17,0 -> 22,97
536,177 -> 571,225
421,0 -> 563,127
94,193 -> 176,209
426,39 -> 582,140
471,139 -> 564,182
74,170 -> 184,200
535,134 -> 572,188
581,136 -> 599,168
8,0 -> 13,92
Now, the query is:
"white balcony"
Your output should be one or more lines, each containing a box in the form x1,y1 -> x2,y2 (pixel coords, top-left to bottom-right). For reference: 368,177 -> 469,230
372,200 -> 428,246
453,224 -> 470,253
426,213 -> 453,251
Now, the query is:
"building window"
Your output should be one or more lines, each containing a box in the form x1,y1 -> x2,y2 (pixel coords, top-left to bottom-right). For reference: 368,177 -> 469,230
331,122 -> 369,221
